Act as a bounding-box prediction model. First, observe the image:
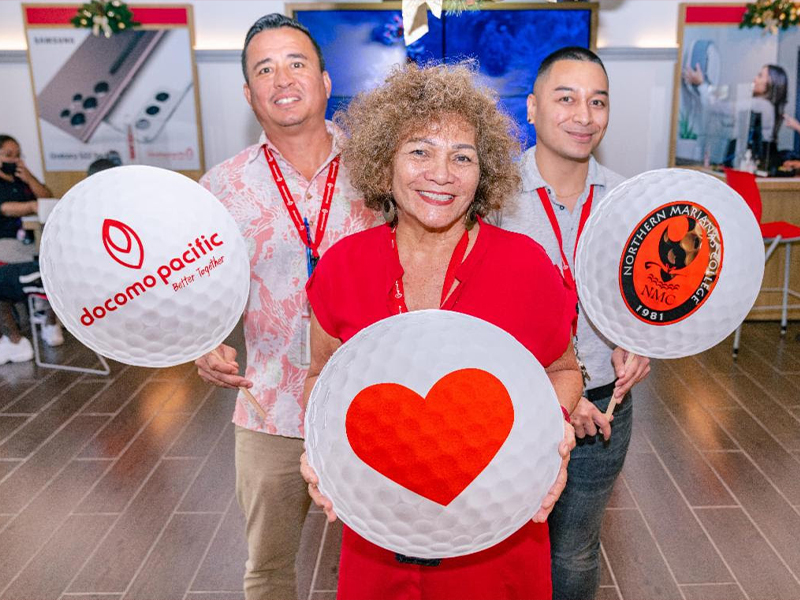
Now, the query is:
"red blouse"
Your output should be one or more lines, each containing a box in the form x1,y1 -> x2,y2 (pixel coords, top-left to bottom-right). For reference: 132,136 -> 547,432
307,221 -> 576,366
306,221 -> 576,600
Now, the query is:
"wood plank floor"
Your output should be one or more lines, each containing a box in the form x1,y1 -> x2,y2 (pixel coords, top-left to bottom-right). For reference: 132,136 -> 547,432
0,320 -> 799,600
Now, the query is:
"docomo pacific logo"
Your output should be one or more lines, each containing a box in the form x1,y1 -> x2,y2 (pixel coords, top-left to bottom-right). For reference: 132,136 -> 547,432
102,219 -> 144,269
80,218 -> 226,326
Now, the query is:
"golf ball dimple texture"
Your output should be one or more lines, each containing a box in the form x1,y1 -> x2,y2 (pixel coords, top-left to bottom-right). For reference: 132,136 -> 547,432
575,168 -> 764,359
40,165 -> 250,367
305,310 -> 563,558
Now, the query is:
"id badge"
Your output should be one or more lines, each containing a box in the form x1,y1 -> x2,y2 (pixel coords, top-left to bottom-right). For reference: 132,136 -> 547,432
300,306 -> 311,368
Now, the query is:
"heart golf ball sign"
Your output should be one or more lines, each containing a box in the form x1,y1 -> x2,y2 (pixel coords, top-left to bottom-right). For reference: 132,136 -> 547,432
305,310 -> 564,559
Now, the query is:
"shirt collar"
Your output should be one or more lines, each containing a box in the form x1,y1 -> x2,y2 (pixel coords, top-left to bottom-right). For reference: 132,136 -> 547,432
520,145 -> 607,193
381,219 -> 491,310
246,119 -> 343,166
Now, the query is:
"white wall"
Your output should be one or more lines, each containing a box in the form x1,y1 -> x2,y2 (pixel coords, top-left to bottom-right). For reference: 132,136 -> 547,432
0,0 -> 741,180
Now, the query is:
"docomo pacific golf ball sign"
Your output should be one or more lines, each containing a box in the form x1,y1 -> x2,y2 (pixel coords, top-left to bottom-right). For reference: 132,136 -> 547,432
40,165 -> 250,367
575,168 -> 764,359
306,310 -> 564,558
80,222 -> 226,327
619,201 -> 723,325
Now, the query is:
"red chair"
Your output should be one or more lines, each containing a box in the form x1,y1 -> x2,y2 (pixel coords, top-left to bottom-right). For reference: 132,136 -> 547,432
724,168 -> 800,357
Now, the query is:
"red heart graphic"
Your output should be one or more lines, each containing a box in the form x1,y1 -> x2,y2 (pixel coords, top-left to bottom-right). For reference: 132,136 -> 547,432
345,368 -> 514,506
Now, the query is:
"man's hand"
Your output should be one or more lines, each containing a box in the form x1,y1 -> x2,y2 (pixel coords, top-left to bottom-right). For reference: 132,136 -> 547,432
571,396 -> 612,439
301,451 -> 337,523
611,347 -> 650,402
533,420 -> 576,522
195,343 -> 253,389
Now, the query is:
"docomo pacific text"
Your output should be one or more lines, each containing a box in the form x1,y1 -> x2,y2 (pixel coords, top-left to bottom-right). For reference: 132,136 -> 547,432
80,233 -> 225,326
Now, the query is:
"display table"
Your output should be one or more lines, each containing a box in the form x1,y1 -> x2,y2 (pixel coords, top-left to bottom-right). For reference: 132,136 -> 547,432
710,172 -> 800,322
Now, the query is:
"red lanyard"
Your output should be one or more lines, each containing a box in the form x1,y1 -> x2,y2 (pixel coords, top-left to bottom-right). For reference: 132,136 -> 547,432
387,226 -> 470,314
263,146 -> 340,259
536,185 -> 594,291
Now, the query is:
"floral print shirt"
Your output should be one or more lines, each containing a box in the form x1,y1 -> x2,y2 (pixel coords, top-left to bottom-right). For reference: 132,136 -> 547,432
200,123 -> 378,437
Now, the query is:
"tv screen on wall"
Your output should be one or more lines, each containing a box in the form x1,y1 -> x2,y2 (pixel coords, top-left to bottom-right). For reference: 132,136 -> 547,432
291,2 -> 597,148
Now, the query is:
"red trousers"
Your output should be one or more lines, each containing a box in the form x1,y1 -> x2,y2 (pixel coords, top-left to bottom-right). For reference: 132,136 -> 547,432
337,521 -> 552,600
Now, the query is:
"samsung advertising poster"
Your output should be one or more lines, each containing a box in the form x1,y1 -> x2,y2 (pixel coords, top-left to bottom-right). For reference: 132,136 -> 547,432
23,5 -> 203,186
672,3 -> 800,172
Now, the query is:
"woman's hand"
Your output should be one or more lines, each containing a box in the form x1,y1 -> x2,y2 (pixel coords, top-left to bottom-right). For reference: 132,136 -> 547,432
14,160 -> 34,185
301,451 -> 338,523
784,113 -> 800,134
11,159 -> 52,198
195,343 -> 253,389
683,63 -> 704,86
532,419 -> 575,523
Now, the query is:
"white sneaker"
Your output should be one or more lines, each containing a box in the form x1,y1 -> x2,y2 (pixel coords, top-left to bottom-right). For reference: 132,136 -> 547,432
41,323 -> 64,347
0,336 -> 34,364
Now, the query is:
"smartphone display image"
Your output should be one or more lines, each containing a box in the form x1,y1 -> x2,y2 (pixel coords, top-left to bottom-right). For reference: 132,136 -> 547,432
36,29 -> 165,143
104,30 -> 194,144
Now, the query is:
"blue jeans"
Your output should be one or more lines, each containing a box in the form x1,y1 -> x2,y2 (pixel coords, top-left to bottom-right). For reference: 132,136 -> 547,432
548,391 -> 633,600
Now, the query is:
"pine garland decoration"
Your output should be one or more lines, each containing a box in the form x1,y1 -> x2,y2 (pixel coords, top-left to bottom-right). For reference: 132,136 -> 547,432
740,1 -> 799,34
71,0 -> 140,37
443,0 -> 484,16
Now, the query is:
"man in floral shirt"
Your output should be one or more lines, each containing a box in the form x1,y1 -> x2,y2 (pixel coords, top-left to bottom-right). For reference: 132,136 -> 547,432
195,14 -> 375,600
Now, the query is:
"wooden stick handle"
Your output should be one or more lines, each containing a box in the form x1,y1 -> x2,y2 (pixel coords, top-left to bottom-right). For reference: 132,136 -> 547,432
212,349 -> 268,422
604,352 -> 636,419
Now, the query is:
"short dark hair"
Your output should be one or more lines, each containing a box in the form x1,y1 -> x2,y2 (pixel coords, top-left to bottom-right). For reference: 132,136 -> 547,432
87,158 -> 118,176
0,135 -> 19,149
534,46 -> 607,92
241,14 -> 325,82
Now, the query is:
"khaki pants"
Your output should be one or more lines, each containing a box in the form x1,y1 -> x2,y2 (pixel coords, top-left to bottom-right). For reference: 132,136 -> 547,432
235,426 -> 311,600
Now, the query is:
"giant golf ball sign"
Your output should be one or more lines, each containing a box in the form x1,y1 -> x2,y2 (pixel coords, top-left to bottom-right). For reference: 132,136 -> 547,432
575,168 -> 764,358
39,165 -> 250,367
305,310 -> 563,558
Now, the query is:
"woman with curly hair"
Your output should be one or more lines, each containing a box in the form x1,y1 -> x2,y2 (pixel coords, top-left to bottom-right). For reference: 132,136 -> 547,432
300,62 -> 582,600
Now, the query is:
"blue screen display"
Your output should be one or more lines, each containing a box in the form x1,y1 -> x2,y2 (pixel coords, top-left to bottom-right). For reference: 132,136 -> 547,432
296,8 -> 592,149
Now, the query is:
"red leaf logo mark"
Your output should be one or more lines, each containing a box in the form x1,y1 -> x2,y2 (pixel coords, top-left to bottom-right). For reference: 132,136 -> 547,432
102,219 -> 144,269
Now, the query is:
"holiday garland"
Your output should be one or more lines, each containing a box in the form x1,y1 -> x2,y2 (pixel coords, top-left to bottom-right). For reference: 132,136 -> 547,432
443,0 -> 484,15
740,1 -> 799,33
71,0 -> 140,37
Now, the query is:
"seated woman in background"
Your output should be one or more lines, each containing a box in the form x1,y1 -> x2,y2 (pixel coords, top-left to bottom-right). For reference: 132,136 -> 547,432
299,62 -> 582,600
0,134 -> 52,264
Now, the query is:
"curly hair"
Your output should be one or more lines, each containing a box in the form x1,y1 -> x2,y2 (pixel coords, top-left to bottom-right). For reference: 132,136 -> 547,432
334,61 -> 521,218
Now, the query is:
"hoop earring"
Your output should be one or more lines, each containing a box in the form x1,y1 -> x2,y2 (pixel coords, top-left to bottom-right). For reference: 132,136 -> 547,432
465,203 -> 479,230
382,198 -> 397,225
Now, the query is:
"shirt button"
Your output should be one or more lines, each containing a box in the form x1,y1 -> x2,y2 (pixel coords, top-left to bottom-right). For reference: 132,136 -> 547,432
558,205 -> 565,210
306,193 -> 312,199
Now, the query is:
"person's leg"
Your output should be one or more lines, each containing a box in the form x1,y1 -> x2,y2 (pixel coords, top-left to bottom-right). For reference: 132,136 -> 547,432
0,300 -> 22,342
235,426 -> 311,600
549,393 -> 633,600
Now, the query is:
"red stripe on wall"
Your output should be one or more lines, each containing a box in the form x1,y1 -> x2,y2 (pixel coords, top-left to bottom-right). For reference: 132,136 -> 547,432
685,6 -> 748,24
131,8 -> 188,25
25,7 -> 77,25
25,6 -> 188,26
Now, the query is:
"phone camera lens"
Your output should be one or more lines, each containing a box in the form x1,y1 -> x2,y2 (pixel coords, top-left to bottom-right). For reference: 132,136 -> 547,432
72,93 -> 83,103
155,92 -> 170,102
60,109 -> 70,119
83,97 -> 98,110
71,113 -> 86,127
135,119 -> 151,130
145,105 -> 160,116
94,81 -> 110,95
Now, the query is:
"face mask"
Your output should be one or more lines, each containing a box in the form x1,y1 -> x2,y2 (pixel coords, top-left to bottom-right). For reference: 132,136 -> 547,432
0,162 -> 16,175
